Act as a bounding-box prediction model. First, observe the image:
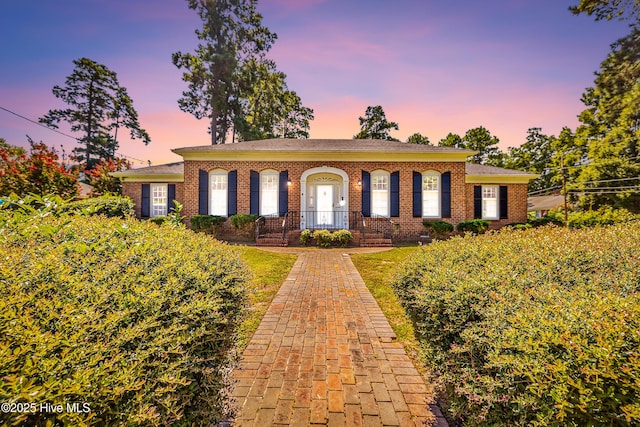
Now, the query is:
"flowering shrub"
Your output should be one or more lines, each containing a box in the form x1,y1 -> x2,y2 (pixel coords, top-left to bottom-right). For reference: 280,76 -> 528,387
393,224 -> 640,426
313,229 -> 333,247
0,209 -> 248,426
300,229 -> 313,246
331,229 -> 353,248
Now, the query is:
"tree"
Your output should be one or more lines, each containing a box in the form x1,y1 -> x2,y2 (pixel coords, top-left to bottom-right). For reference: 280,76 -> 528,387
0,137 -> 78,198
406,132 -> 432,145
438,127 -> 505,165
172,0 -> 276,144
40,58 -> 150,169
235,58 -> 313,141
569,0 -> 640,21
574,28 -> 640,211
354,106 -> 399,141
84,157 -> 132,195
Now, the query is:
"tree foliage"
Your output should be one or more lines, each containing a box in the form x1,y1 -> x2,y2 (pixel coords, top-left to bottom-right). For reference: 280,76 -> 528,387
438,127 -> 505,165
235,58 -> 314,140
39,58 -> 150,169
406,132 -> 432,145
353,105 -> 399,141
172,0 -> 277,144
575,28 -> 640,211
569,0 -> 640,21
0,137 -> 78,198
84,157 -> 132,195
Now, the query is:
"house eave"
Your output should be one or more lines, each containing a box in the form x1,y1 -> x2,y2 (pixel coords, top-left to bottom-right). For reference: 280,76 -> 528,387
172,149 -> 476,162
466,174 -> 539,184
111,172 -> 184,183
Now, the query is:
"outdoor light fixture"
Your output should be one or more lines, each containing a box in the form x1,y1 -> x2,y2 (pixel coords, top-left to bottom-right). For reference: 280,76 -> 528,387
339,197 -> 346,207
287,179 -> 292,186
357,179 -> 362,186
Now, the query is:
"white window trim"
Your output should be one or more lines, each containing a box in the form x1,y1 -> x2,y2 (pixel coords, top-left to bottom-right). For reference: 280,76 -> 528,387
371,170 -> 390,217
422,171 -> 441,218
150,183 -> 168,218
260,170 -> 279,216
482,185 -> 499,220
209,169 -> 228,217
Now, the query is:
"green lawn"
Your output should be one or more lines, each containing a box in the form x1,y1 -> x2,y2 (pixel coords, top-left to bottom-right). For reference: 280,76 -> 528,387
236,247 -> 298,350
350,247 -> 426,371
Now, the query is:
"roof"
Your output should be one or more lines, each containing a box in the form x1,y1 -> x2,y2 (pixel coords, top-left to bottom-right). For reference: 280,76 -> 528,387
527,195 -> 564,211
172,138 -> 476,162
465,163 -> 539,184
111,161 -> 184,182
173,138 -> 471,153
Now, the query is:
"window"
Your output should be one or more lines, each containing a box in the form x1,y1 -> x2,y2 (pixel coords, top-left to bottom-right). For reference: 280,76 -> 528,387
260,171 -> 279,216
151,184 -> 167,217
422,172 -> 440,218
210,170 -> 228,216
482,186 -> 499,220
371,171 -> 389,217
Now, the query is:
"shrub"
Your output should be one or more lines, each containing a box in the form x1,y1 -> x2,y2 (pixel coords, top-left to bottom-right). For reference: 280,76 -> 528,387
331,229 -> 353,248
568,206 -> 639,229
392,225 -> 640,426
229,213 -> 259,230
423,220 -> 454,239
148,215 -> 168,225
300,229 -> 313,246
0,211 -> 248,426
313,229 -> 333,247
456,219 -> 489,234
60,194 -> 135,218
528,215 -> 564,228
190,214 -> 227,234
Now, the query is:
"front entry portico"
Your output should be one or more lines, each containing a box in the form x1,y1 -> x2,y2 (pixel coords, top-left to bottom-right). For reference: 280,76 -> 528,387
300,166 -> 349,230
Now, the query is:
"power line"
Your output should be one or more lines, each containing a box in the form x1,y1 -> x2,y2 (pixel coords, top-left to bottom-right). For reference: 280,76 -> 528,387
0,105 -> 147,165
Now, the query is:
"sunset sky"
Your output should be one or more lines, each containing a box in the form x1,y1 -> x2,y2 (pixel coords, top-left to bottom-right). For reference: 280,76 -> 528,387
0,0 -> 631,166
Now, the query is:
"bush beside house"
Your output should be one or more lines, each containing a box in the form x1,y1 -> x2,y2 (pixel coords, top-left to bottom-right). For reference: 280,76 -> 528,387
0,202 -> 248,426
393,224 -> 640,426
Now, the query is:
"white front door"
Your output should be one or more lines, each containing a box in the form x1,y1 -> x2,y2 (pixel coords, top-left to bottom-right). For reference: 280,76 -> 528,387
316,184 -> 333,226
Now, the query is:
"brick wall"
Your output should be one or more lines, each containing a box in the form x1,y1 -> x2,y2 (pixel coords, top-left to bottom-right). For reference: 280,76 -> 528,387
464,183 -> 529,228
122,162 -> 530,239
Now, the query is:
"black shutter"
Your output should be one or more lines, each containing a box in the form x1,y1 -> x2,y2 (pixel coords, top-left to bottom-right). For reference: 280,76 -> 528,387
413,171 -> 422,217
198,169 -> 208,215
279,170 -> 289,216
167,184 -> 176,213
390,171 -> 400,217
474,186 -> 482,219
499,185 -> 508,219
441,172 -> 451,218
250,170 -> 259,215
141,184 -> 150,218
361,171 -> 371,217
228,170 -> 237,216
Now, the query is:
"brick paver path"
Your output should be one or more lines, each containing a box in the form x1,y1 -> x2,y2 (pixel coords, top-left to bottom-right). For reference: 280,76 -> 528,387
231,251 -> 447,426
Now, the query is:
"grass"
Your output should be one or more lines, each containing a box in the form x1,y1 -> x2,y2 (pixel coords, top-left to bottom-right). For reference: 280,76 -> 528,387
235,247 -> 298,350
350,246 -> 426,371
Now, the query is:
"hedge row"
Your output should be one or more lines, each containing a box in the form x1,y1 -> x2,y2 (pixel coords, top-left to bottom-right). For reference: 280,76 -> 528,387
0,209 -> 248,425
393,224 -> 640,426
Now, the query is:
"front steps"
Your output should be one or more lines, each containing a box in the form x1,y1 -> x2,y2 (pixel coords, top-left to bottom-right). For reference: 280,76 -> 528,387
255,230 -> 392,247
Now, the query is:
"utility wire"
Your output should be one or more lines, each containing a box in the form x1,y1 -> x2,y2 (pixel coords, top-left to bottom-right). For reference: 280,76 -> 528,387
0,105 -> 148,165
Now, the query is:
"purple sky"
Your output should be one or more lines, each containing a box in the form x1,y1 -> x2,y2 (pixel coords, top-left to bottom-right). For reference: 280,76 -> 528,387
0,0 -> 630,166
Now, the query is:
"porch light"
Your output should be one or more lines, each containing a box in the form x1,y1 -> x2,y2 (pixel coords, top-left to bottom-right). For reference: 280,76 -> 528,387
339,197 -> 346,207
357,179 -> 362,186
287,179 -> 292,186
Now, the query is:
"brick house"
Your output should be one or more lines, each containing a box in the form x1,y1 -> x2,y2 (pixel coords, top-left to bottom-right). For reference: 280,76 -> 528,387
114,139 -> 537,245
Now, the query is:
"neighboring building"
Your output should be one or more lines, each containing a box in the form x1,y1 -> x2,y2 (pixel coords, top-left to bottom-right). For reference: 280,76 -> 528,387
528,194 -> 565,218
113,139 -> 537,244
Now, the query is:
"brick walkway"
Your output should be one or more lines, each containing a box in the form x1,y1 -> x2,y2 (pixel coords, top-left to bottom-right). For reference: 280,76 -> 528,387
230,251 -> 447,426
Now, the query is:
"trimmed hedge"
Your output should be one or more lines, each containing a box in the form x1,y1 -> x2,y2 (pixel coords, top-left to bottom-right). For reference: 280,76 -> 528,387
59,194 -> 135,218
456,219 -> 489,234
190,214 -> 227,233
423,220 -> 454,234
0,210 -> 248,425
393,224 -> 640,426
